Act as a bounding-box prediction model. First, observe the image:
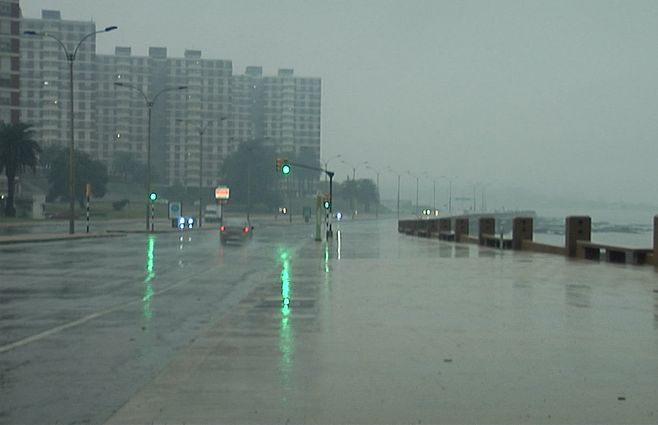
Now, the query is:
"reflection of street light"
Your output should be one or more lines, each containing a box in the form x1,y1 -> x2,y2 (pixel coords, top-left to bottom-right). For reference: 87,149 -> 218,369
114,82 -> 187,231
366,165 -> 390,219
24,25 -> 118,234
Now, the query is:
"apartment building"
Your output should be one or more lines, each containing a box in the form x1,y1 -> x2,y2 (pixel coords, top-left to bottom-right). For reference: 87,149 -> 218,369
20,10 -> 321,191
0,0 -> 20,123
20,10 -> 97,151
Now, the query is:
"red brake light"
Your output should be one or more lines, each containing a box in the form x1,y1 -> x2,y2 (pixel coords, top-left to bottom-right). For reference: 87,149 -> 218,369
243,226 -> 249,233
220,225 -> 225,232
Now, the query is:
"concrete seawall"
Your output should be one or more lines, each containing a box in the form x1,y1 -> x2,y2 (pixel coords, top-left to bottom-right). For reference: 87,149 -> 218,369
399,214 -> 658,267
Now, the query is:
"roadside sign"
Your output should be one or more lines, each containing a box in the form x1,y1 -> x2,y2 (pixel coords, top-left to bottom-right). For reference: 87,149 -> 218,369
215,186 -> 230,200
168,201 -> 182,219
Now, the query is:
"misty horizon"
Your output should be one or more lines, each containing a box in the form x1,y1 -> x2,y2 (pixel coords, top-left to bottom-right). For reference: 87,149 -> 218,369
20,0 -> 658,208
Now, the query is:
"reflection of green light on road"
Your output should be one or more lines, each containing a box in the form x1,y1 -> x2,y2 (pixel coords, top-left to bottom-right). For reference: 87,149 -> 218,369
143,235 -> 156,320
279,247 -> 291,305
277,246 -> 294,397
324,242 -> 330,273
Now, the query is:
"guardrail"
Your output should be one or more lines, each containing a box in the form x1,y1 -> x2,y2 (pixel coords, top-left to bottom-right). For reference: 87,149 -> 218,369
398,215 -> 658,267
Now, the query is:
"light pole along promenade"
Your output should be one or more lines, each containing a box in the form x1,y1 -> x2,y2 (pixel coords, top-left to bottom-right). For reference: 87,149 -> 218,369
114,82 -> 187,231
24,26 -> 118,234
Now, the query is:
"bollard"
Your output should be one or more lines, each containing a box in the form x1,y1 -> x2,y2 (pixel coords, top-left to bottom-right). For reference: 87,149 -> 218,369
565,216 -> 591,257
455,218 -> 469,242
512,217 -> 533,250
478,217 -> 495,245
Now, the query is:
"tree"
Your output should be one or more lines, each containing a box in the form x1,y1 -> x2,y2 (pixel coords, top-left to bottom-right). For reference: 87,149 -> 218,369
38,144 -> 65,173
334,178 -> 379,212
0,122 -> 41,217
47,149 -> 108,207
220,140 -> 282,209
356,179 -> 379,213
111,151 -> 147,183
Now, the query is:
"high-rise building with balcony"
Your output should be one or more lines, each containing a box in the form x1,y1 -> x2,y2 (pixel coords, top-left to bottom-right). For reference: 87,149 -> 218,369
20,10 -> 97,151
21,10 -> 321,192
0,0 -> 21,123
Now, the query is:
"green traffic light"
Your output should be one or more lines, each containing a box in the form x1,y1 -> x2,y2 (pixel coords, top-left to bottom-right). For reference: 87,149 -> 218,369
149,192 -> 157,202
281,163 -> 291,175
323,201 -> 330,209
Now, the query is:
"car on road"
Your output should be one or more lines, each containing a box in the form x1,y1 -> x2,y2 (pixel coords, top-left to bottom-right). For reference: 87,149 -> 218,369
219,217 -> 253,244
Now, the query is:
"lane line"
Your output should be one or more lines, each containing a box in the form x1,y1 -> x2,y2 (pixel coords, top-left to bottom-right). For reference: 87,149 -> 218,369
0,272 -> 203,354
0,231 -> 310,355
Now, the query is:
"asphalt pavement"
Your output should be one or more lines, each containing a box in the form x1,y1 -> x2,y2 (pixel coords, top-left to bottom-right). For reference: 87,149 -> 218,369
2,218 -> 658,424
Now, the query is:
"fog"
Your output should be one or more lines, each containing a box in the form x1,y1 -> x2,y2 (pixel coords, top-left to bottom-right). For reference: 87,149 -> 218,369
22,0 -> 658,208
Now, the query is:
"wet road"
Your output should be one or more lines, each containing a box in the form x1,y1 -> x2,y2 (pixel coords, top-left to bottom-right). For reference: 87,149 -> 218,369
3,218 -> 658,424
0,220 -> 311,424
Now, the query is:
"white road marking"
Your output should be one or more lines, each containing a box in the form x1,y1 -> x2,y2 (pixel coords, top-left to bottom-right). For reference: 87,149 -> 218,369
0,275 -> 195,354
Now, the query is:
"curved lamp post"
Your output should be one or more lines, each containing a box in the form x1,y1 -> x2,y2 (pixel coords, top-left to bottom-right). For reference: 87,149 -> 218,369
114,82 -> 187,231
366,165 -> 391,219
341,159 -> 368,181
406,170 -> 420,215
385,167 -> 401,220
24,26 -> 118,234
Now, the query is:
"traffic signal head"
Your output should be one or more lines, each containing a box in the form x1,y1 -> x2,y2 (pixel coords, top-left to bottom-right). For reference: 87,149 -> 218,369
149,192 -> 157,202
281,162 -> 291,175
323,200 -> 330,209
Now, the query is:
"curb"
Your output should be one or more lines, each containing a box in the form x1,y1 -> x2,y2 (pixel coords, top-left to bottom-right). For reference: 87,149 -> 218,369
0,232 -> 126,245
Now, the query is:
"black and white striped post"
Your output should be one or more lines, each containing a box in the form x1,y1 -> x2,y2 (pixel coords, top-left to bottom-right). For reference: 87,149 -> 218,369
85,183 -> 91,233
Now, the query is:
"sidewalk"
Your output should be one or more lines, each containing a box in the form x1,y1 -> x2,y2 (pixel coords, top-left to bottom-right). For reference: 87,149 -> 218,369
0,232 -> 127,245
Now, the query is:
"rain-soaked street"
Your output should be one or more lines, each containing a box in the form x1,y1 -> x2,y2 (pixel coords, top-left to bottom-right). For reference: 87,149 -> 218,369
2,218 -> 658,424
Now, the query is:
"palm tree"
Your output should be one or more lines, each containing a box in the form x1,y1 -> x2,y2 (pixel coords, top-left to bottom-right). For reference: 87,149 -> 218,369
0,122 -> 41,217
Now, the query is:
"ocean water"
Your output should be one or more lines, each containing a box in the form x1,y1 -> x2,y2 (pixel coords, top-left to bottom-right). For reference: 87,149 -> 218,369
535,206 -> 656,249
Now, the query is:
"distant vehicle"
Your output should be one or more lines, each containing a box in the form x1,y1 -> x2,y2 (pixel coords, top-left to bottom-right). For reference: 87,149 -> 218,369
219,217 -> 253,244
204,205 -> 220,223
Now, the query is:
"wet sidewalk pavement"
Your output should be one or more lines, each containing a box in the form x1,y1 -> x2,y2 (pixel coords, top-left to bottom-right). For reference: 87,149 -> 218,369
104,219 -> 658,424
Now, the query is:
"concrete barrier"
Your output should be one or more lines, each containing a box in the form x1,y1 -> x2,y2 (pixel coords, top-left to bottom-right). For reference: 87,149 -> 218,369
512,217 -> 533,250
455,218 -> 469,243
478,217 -> 495,245
576,241 -> 652,265
521,240 -> 566,256
565,216 -> 591,257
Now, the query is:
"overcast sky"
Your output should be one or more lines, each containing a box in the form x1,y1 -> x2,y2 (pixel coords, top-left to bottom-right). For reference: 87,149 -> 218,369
21,0 -> 658,206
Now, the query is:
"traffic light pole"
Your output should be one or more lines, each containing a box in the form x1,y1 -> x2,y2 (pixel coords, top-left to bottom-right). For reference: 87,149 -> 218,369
327,171 -> 334,238
279,160 -> 335,238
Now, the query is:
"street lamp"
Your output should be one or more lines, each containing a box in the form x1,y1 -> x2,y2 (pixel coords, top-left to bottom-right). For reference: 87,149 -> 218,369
341,159 -> 368,181
385,168 -> 401,220
406,170 -> 420,215
197,121 -> 211,227
114,82 -> 187,231
437,176 -> 454,215
422,172 -> 436,212
366,165 -> 390,219
24,25 -> 118,234
324,154 -> 341,178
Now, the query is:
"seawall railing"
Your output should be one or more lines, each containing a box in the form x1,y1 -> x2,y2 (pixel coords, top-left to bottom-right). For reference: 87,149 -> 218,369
398,215 -> 658,267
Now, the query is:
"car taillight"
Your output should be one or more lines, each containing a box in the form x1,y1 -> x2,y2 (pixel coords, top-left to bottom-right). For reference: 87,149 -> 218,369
243,226 -> 249,233
220,225 -> 225,232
